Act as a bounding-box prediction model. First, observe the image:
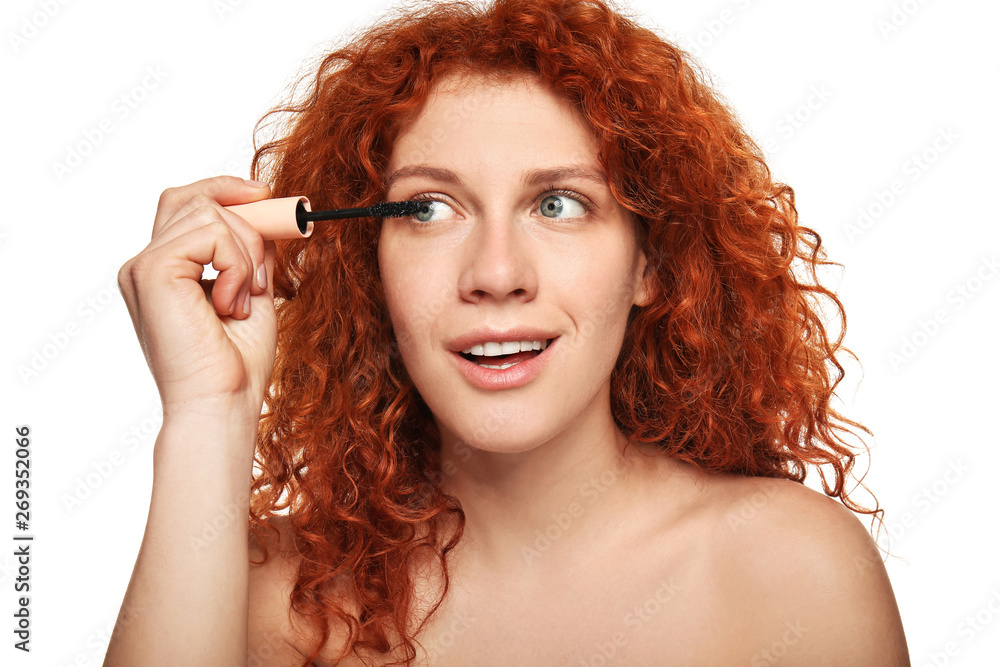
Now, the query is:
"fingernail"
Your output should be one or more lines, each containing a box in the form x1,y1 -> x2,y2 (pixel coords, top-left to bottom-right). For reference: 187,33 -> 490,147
243,291 -> 251,315
243,179 -> 268,188
256,263 -> 267,289
228,296 -> 237,315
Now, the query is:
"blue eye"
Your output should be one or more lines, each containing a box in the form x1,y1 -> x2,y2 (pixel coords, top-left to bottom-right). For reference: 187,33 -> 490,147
539,193 -> 587,219
412,199 -> 456,223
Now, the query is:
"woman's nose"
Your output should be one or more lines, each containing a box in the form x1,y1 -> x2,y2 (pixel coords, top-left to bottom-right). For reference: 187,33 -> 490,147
457,215 -> 538,304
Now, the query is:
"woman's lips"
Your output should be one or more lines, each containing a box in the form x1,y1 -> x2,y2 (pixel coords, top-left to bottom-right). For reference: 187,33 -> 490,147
451,337 -> 557,390
464,349 -> 538,368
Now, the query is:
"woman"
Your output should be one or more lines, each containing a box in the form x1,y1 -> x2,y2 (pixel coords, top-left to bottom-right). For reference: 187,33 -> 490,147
107,0 -> 909,665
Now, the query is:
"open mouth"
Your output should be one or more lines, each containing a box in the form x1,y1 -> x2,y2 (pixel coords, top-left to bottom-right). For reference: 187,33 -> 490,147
459,338 -> 555,369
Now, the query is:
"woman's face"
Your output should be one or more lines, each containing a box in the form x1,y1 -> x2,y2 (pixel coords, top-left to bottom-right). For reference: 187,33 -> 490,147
379,71 -> 652,453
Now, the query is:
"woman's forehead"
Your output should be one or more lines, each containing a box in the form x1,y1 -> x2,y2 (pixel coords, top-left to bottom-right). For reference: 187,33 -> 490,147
387,73 -> 600,172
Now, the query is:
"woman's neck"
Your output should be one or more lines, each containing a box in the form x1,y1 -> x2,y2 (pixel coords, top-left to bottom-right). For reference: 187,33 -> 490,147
434,388 -> 662,576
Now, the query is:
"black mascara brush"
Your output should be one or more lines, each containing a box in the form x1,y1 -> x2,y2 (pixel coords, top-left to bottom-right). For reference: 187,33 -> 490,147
224,196 -> 428,240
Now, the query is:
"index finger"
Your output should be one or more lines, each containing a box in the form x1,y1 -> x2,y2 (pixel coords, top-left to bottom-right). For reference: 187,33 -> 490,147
153,175 -> 271,238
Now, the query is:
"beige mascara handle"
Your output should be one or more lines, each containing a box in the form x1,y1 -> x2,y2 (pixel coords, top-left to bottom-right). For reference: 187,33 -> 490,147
224,196 -> 313,240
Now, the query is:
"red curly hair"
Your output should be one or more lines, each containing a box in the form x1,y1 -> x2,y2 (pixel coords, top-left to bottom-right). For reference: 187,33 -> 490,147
248,0 -> 884,664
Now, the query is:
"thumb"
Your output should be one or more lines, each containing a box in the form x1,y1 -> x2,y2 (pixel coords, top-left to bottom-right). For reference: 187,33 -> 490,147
262,240 -> 277,298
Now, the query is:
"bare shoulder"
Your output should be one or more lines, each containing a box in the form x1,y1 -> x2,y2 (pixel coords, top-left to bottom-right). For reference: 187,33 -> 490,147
708,475 -> 910,666
247,514 -> 360,667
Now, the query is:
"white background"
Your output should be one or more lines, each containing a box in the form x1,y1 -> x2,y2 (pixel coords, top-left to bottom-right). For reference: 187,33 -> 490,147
2,0 -> 997,665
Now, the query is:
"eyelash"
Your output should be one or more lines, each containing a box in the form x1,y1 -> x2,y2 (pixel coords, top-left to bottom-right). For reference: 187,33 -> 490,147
407,186 -> 594,222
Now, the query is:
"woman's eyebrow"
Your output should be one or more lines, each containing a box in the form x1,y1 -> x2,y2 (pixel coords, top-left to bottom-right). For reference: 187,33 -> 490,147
383,164 -> 609,190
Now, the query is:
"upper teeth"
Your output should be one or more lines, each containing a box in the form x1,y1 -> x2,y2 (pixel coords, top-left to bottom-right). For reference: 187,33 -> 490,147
462,340 -> 549,356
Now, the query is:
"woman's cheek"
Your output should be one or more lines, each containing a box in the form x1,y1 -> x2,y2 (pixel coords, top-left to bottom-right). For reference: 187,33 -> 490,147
383,254 -> 448,367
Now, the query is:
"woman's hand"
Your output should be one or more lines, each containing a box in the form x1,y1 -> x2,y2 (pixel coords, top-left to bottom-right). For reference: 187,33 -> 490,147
118,175 -> 279,415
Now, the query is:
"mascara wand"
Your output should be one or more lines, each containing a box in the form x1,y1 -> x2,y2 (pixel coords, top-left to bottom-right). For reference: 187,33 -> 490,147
224,196 -> 428,240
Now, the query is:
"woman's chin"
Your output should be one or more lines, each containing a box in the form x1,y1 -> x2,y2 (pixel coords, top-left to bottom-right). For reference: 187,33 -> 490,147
435,414 -> 560,455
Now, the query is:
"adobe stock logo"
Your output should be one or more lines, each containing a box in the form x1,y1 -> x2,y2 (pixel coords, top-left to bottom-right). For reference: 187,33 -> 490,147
877,0 -> 933,40
50,65 -> 168,182
681,0 -> 755,58
887,255 -> 998,371
843,126 -> 959,244
922,588 -> 1000,667
7,0 -> 71,53
17,274 -> 120,385
759,84 -> 834,156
